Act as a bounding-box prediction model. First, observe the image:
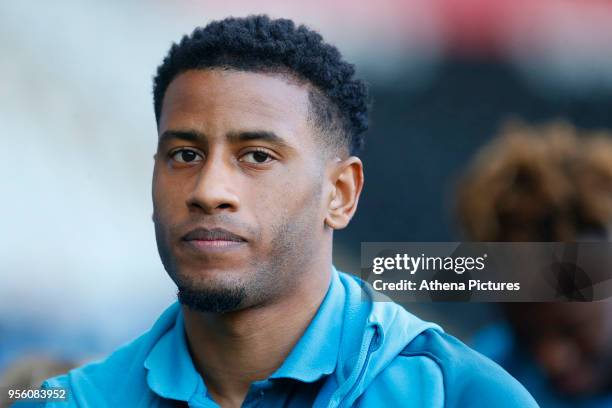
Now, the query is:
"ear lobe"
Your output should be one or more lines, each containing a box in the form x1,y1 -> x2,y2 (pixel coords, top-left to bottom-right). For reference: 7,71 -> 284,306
324,157 -> 364,230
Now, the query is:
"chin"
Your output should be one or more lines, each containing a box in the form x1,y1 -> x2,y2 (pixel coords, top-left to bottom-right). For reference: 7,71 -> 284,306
175,263 -> 247,285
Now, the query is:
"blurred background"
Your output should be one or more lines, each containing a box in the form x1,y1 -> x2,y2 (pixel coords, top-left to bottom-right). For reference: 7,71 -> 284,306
1,0 -> 612,406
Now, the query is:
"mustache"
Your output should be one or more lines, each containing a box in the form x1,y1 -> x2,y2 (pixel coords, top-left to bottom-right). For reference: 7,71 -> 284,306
154,212 -> 258,242
181,227 -> 248,242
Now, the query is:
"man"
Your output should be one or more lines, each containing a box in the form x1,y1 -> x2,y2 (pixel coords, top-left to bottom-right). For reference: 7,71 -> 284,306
458,120 -> 612,407
41,16 -> 536,407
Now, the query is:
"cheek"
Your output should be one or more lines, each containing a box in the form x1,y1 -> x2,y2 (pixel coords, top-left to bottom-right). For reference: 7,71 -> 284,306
583,332 -> 611,360
276,170 -> 315,208
248,170 -> 317,228
250,178 -> 294,225
153,170 -> 187,220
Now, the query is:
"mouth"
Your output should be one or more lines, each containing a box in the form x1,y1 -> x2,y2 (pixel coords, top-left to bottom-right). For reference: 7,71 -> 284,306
181,227 -> 247,251
552,371 -> 593,396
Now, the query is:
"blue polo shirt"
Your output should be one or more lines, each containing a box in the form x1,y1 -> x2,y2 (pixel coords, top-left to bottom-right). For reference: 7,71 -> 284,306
40,267 -> 538,407
127,271 -> 340,407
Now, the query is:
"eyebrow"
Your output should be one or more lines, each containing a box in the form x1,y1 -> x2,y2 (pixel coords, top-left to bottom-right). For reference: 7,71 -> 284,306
158,130 -> 204,149
158,129 -> 294,151
226,130 -> 293,149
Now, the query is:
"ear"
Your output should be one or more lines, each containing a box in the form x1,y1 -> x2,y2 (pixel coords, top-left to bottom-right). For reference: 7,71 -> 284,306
325,156 -> 364,230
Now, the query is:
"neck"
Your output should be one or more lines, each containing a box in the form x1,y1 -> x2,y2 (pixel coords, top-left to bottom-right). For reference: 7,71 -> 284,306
182,259 -> 332,407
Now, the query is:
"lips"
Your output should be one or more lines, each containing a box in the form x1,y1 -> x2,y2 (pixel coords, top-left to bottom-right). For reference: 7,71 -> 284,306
182,227 -> 247,242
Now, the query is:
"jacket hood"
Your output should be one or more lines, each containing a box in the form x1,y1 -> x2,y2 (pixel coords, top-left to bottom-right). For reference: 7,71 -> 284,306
327,268 -> 442,408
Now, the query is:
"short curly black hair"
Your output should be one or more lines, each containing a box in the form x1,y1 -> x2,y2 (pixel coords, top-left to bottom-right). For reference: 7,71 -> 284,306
153,15 -> 369,155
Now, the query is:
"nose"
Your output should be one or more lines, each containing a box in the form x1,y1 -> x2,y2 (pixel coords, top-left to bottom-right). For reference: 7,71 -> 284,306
534,337 -> 578,378
186,154 -> 240,214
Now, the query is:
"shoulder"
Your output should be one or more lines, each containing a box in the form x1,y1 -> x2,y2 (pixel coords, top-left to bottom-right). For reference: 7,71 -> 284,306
40,303 -> 180,407
394,328 -> 539,407
40,331 -> 151,407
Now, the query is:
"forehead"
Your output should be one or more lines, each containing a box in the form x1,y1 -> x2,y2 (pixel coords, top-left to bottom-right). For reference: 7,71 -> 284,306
158,69 -> 312,141
510,302 -> 609,330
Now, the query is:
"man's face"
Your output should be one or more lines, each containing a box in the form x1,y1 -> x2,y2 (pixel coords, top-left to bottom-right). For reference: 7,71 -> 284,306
507,302 -> 612,396
152,69 -> 331,313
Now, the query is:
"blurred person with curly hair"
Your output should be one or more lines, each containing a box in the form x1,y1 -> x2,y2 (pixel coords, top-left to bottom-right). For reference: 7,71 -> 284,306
458,119 -> 612,408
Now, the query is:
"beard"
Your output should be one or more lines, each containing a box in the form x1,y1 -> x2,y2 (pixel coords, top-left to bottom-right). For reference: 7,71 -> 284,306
177,282 -> 246,314
153,184 -> 322,314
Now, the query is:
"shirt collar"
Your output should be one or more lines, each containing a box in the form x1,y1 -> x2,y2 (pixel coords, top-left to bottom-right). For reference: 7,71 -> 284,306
144,308 -> 202,401
269,265 -> 344,382
143,265 -> 344,400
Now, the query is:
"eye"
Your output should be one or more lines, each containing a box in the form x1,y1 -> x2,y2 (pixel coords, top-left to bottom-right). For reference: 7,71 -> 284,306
240,150 -> 275,164
170,148 -> 203,163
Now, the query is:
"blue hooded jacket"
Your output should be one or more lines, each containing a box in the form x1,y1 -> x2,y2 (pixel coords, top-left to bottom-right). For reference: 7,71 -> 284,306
36,267 -> 538,407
